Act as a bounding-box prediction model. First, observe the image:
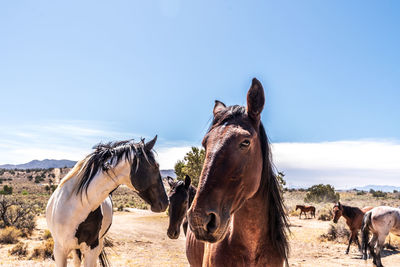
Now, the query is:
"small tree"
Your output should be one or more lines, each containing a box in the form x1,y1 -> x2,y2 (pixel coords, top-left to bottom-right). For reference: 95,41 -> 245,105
276,172 -> 286,191
174,147 -> 205,187
304,184 -> 340,203
0,196 -> 36,235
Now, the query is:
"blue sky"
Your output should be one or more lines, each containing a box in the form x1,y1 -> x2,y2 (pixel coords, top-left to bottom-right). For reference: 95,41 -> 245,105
1,1 -> 399,188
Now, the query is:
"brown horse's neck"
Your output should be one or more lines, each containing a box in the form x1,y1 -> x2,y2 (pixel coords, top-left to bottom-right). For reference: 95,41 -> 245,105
229,186 -> 279,264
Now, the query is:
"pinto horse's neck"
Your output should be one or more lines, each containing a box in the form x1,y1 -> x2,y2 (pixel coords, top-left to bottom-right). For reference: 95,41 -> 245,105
64,160 -> 132,211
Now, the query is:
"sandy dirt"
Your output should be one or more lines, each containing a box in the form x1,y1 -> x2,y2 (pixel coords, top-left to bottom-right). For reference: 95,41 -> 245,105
1,212 -> 400,266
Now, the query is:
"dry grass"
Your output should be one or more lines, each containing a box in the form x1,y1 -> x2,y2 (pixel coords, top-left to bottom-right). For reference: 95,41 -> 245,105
317,205 -> 333,221
9,241 -> 28,258
0,226 -> 21,244
319,220 -> 350,243
42,229 -> 52,240
30,238 -> 54,260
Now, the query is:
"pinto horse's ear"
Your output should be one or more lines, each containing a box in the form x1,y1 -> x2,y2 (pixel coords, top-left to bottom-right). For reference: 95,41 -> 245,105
213,100 -> 226,117
184,175 -> 191,189
167,176 -> 175,187
246,78 -> 265,123
338,202 -> 342,209
144,135 -> 157,151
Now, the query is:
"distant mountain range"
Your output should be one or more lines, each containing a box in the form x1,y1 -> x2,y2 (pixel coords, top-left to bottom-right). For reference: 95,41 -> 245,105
353,185 -> 400,193
0,159 -> 77,169
0,159 -> 176,178
160,169 -> 176,178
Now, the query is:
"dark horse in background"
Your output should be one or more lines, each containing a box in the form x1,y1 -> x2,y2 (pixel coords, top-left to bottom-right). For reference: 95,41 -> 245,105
167,175 -> 205,266
295,205 -> 316,219
187,78 -> 289,267
167,175 -> 197,239
332,202 -> 373,254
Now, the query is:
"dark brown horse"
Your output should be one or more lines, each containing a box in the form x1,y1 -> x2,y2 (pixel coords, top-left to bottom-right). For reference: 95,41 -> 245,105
187,78 -> 289,267
333,202 -> 374,254
295,205 -> 316,219
167,175 -> 197,239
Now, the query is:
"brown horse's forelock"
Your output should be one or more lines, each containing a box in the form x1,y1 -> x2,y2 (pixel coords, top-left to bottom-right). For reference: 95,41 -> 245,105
208,105 -> 289,262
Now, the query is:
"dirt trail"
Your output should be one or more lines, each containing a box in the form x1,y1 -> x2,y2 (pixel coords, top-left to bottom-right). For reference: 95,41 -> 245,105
288,216 -> 400,267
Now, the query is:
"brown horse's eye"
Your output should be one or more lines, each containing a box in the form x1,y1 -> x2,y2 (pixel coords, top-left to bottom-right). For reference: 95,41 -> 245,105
240,140 -> 250,148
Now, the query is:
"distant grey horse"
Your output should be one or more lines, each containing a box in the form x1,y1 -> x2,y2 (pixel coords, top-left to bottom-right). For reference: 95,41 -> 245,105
361,206 -> 400,267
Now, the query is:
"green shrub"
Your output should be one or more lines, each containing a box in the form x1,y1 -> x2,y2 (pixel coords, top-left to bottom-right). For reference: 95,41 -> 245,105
0,185 -> 13,195
304,184 -> 340,203
371,190 -> 387,198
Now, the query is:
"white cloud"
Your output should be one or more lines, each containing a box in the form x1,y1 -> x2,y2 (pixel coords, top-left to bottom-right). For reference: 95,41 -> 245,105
271,140 -> 400,189
1,122 -> 399,189
155,146 -> 193,170
0,121 -> 145,165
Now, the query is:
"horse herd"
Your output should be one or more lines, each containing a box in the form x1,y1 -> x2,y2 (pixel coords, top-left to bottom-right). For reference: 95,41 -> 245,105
45,78 -> 399,267
295,202 -> 400,267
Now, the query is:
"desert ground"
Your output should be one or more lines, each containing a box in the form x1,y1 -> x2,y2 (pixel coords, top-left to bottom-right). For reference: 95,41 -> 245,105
0,169 -> 400,266
1,210 -> 400,267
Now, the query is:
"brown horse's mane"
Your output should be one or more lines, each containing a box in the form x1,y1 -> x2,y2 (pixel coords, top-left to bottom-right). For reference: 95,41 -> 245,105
336,204 -> 362,220
209,105 -> 289,262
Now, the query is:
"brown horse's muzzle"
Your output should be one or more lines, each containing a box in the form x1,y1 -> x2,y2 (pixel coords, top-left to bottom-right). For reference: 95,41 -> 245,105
187,207 -> 230,243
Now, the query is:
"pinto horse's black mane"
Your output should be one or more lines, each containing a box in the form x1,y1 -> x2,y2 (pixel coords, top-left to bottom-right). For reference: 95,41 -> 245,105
76,139 -> 148,195
209,105 -> 289,261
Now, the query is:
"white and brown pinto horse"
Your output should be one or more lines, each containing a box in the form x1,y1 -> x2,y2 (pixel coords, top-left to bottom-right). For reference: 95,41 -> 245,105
46,137 -> 168,267
362,206 -> 400,267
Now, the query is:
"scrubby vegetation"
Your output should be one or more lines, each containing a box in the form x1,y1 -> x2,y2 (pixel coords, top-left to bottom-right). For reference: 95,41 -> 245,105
30,238 -> 54,260
9,241 -> 28,258
0,185 -> 13,195
0,226 -> 21,244
304,184 -> 340,203
319,221 -> 350,243
0,196 -> 36,236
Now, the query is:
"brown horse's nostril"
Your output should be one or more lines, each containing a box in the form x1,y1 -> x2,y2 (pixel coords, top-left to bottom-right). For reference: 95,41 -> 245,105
205,212 -> 219,233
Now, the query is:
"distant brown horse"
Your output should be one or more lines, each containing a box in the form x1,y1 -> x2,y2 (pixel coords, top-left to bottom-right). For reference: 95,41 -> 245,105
187,78 -> 289,267
295,205 -> 316,219
333,202 -> 373,254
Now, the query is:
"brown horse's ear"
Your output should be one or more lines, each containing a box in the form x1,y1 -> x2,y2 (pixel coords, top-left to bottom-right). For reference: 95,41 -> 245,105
338,202 -> 342,209
184,175 -> 191,189
213,100 -> 226,117
246,78 -> 265,123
